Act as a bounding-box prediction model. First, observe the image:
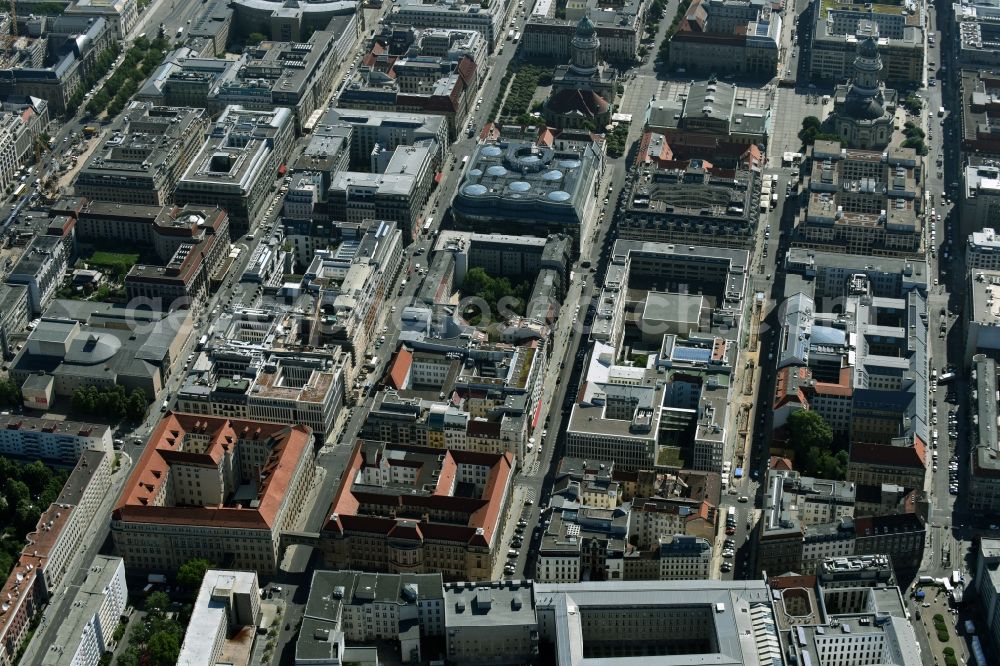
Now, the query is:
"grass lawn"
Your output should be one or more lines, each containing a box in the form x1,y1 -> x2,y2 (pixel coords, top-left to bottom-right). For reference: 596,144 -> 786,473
86,250 -> 140,276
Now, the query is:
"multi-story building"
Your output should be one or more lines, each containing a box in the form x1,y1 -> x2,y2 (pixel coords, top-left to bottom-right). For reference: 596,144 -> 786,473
644,81 -> 770,153
389,0 -> 509,48
177,570 -> 260,666
177,345 -> 346,440
9,302 -> 191,401
295,570 -> 445,664
111,413 -> 315,574
37,556 -> 127,666
536,500 -> 630,583
975,538 -> 1000,652
74,103 -> 208,206
954,0 -> 1000,66
137,53 -> 244,110
174,105 -> 295,235
64,0 -> 139,39
212,31 -> 343,130
230,0 -> 361,43
298,220 -> 404,369
966,269 -> 1000,361
443,580 -> 539,665
958,69 -> 1000,159
0,284 -> 29,359
769,572 -> 922,666
968,228 -> 1000,271
0,415 -> 111,464
337,26 -> 485,138
534,580 -> 783,665
0,450 -> 112,666
853,514 -> 924,572
567,240 -> 748,472
5,234 -> 67,315
961,163 -> 1000,238
809,3 -> 924,83
522,0 -> 646,64
969,354 -> 1000,513
620,140 -> 762,248
451,139 -> 603,250
323,108 -> 447,169
124,207 -> 232,310
668,0 -> 781,77
319,441 -> 515,582
817,554 -> 896,589
793,141 -> 923,257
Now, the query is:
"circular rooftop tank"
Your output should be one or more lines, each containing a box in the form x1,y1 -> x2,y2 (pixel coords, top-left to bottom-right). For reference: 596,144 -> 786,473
463,184 -> 488,196
509,181 -> 531,192
547,190 -> 572,202
468,168 -> 483,178
559,159 -> 582,169
542,170 -> 563,181
520,155 -> 542,165
485,165 -> 508,177
481,146 -> 503,157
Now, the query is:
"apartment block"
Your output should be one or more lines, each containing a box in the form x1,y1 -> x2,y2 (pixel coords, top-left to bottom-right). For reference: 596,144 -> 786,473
111,414 -> 315,574
295,570 -> 445,665
38,556 -> 127,666
523,0 -> 645,64
536,501 -> 630,583
0,450 -> 112,666
966,269 -> 1000,361
0,414 -> 111,464
389,0 -> 509,48
74,103 -> 208,206
174,105 -> 295,235
0,283 -> 29,359
968,227 -> 1000,271
975,539 -> 1000,652
958,70 -> 1000,158
962,163 -> 1000,238
177,570 -> 260,666
320,441 -> 515,582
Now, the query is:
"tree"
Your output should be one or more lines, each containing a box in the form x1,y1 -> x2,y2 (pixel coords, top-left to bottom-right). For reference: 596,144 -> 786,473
145,591 -> 171,615
146,630 -> 180,666
247,32 -> 267,45
788,410 -> 833,452
176,558 -> 213,590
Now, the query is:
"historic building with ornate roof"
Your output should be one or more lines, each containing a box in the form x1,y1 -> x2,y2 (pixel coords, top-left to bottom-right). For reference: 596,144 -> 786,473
543,15 -> 618,129
830,25 -> 898,149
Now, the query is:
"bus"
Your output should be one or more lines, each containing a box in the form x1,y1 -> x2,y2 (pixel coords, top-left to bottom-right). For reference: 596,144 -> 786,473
939,372 -> 956,384
461,155 -> 469,167
939,106 -> 945,117
422,217 -> 433,233
507,29 -> 515,40
176,26 -> 184,38
12,183 -> 25,199
83,125 -> 98,137
513,31 -> 520,43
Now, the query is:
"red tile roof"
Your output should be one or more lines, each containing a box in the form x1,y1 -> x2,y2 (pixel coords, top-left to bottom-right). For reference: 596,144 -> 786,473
850,440 -> 925,469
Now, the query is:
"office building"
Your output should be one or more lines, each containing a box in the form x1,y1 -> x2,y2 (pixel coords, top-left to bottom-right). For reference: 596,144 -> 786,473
322,108 -> 447,170
668,0 -> 782,77
338,26 -> 485,138
793,141 -> 923,257
961,164 -> 1000,238
37,556 -> 127,666
6,234 -> 68,315
958,69 -> 1000,159
137,50 -> 243,109
295,570 -> 445,665
174,105 -> 295,234
213,31 -> 345,129
177,570 -> 260,666
444,580 -> 539,665
965,270 -> 1000,361
64,0 -> 138,39
621,141 -> 761,248
809,3 -> 924,83
111,413 -> 314,574
533,580 -> 783,665
523,0 -> 646,64
969,355 -> 1000,513
0,450 -> 113,666
177,344 -> 347,440
320,441 -> 515,582
390,0 -> 509,48
817,554 -> 896,589
9,302 -> 192,401
0,415 -> 111,464
954,0 -> 1000,66
74,103 -> 208,206
769,571 -> 922,666
0,283 -> 29,359
975,538 -> 1000,652
567,240 -> 748,472
451,139 -> 603,248
231,0 -> 360,43
783,248 -> 929,298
